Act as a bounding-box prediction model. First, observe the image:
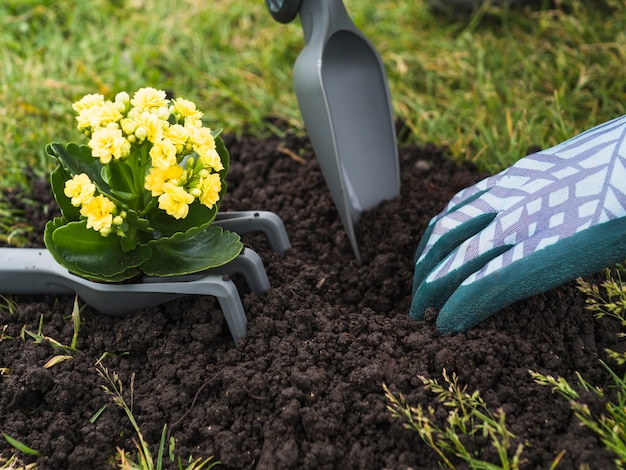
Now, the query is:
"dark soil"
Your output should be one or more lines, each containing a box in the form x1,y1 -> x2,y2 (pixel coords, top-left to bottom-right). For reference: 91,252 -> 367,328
0,126 -> 623,469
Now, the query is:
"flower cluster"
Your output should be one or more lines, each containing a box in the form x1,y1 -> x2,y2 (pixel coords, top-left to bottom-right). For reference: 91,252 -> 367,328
64,173 -> 117,235
45,87 -> 241,282
70,87 -> 224,233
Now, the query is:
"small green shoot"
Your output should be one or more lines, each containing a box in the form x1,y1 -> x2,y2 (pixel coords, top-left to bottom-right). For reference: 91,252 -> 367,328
2,435 -> 41,457
95,359 -> 219,470
384,369 -> 563,469
20,295 -> 81,368
0,296 -> 18,316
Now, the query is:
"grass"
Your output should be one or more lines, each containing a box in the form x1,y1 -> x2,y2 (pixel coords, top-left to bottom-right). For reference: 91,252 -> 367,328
0,0 -> 624,193
1,434 -> 40,470
385,264 -> 626,468
94,358 -> 219,470
531,266 -> 626,468
384,371 -> 564,469
20,295 -> 81,368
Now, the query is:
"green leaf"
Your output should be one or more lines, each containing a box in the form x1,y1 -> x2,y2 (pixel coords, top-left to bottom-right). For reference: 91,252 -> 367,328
110,188 -> 136,202
45,218 -> 152,281
50,164 -> 81,221
125,211 -> 150,231
47,142 -> 109,193
215,135 -> 230,195
148,201 -> 218,239
104,160 -> 138,205
3,434 -> 42,456
142,225 -> 242,277
215,134 -> 229,170
120,227 -> 139,252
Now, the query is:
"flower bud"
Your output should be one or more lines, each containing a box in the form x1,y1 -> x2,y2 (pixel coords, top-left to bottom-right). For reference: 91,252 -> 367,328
112,215 -> 124,226
99,227 -> 113,237
121,118 -> 137,135
114,101 -> 127,113
189,188 -> 202,198
157,107 -> 170,121
135,126 -> 148,142
121,140 -> 131,158
115,91 -> 130,107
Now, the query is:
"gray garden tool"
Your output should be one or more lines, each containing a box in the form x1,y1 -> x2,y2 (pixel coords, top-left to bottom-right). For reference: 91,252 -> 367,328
266,0 -> 400,263
0,211 -> 290,344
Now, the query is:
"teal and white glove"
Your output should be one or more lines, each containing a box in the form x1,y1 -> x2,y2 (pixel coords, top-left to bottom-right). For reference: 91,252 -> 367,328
410,114 -> 626,334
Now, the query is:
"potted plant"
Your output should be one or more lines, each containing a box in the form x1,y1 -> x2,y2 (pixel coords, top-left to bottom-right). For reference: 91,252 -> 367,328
44,87 -> 243,282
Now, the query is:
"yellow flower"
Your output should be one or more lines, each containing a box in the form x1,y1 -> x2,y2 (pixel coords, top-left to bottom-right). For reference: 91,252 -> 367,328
190,127 -> 223,171
64,173 -> 96,207
144,165 -> 183,196
163,124 -> 190,148
132,111 -> 165,143
197,147 -> 224,172
120,118 -> 138,136
80,195 -> 116,233
199,173 -> 222,209
88,127 -> 131,164
72,93 -> 104,113
77,102 -> 124,132
131,87 -> 169,112
172,97 -> 203,121
158,182 -> 194,219
184,116 -> 203,129
149,138 -> 178,169
190,126 -> 215,148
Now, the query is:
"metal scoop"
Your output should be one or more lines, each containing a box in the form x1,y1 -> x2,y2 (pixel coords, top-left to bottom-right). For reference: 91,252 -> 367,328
0,211 -> 290,344
266,0 -> 400,263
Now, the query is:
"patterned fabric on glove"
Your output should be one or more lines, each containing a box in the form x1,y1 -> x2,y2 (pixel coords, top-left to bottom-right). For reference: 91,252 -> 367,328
411,114 -> 626,334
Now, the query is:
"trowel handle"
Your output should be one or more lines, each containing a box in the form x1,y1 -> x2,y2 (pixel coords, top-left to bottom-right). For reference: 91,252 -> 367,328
265,0 -> 301,24
297,0 -> 361,44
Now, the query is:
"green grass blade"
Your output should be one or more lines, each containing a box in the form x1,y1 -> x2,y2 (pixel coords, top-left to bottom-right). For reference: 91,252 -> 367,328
2,434 -> 42,457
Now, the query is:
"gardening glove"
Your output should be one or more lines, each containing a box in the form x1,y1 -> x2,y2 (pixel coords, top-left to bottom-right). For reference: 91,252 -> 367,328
410,114 -> 626,334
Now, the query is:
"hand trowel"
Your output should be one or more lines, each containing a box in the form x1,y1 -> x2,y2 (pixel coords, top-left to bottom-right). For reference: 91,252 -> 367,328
265,0 -> 400,263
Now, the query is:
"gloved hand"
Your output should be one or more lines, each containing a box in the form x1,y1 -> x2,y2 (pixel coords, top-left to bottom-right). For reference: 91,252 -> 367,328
410,114 -> 626,334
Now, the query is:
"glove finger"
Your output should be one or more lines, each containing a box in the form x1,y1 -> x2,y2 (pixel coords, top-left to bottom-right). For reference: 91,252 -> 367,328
412,212 -> 497,294
413,187 -> 493,263
435,216 -> 626,335
410,243 -> 512,320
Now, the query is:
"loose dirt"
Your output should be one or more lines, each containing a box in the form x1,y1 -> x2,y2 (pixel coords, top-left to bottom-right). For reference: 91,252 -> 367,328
0,127 -> 622,469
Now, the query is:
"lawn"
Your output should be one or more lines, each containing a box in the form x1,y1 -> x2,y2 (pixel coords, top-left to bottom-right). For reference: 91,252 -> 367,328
0,0 -> 624,193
